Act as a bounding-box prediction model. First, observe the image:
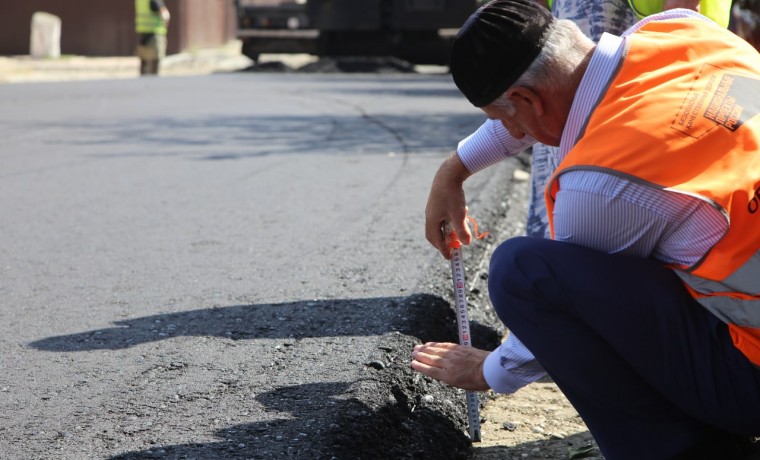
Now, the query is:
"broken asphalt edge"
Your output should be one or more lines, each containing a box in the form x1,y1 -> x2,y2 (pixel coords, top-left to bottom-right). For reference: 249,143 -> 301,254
326,154 -> 531,459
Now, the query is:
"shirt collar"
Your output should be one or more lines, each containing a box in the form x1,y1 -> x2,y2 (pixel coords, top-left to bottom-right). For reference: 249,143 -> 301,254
558,31 -> 626,162
557,9 -> 710,162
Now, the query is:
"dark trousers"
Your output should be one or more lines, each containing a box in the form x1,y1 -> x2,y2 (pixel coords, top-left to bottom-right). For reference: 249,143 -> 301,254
488,237 -> 760,460
136,33 -> 165,76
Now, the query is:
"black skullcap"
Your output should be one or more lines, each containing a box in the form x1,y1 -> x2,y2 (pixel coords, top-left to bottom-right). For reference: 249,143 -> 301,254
451,0 -> 553,107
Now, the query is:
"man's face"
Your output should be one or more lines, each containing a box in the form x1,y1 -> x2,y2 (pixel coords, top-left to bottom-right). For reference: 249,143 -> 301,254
481,95 -> 562,147
482,105 -> 529,140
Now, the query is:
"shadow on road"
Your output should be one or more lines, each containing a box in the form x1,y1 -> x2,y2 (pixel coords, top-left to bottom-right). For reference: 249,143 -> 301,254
102,376 -> 600,460
28,294 -> 503,459
29,293 -> 501,353
105,379 -> 477,460
31,111 -> 483,161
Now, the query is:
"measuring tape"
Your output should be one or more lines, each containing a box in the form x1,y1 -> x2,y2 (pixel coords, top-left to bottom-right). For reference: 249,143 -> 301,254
446,218 -> 487,443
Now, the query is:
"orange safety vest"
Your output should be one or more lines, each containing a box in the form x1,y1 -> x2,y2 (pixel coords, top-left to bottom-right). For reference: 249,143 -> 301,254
546,18 -> 760,365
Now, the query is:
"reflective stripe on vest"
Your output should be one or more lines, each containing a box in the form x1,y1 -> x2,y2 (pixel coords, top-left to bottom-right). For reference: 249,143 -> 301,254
135,0 -> 166,35
545,18 -> 760,364
677,271 -> 760,323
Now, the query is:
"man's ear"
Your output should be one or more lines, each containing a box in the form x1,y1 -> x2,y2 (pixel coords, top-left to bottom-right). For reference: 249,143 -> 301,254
506,86 -> 545,117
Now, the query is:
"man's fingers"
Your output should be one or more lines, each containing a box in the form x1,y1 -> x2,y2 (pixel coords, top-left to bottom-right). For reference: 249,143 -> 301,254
411,344 -> 454,381
453,214 -> 472,246
412,349 -> 446,367
425,221 -> 452,260
411,342 -> 460,369
436,225 -> 453,260
413,342 -> 457,355
410,359 -> 438,375
411,342 -> 491,391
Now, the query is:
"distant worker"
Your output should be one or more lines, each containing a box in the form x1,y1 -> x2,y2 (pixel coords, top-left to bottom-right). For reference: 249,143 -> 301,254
627,0 -> 732,27
135,0 -> 170,76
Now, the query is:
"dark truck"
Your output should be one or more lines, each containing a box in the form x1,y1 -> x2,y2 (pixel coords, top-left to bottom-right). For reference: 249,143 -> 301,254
234,0 -> 481,65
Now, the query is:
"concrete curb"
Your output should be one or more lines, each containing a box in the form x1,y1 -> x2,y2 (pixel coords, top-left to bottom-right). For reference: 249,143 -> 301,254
0,42 -> 252,84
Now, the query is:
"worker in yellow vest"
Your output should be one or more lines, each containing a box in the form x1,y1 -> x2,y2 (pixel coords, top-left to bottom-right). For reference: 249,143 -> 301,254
135,0 -> 170,76
628,0 -> 731,26
543,0 -> 731,26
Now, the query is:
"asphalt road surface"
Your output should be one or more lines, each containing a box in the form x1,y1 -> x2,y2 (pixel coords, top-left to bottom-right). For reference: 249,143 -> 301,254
0,71 -> 529,459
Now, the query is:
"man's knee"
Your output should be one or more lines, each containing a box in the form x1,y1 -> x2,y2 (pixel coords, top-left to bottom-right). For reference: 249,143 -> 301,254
489,236 -> 554,282
488,237 -> 553,323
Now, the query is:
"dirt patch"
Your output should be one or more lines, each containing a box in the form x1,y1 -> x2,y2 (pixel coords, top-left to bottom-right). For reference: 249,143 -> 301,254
473,384 -> 601,460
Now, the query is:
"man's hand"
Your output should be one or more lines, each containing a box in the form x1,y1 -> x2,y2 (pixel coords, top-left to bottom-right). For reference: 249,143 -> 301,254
160,6 -> 171,24
411,342 -> 491,391
425,153 -> 473,259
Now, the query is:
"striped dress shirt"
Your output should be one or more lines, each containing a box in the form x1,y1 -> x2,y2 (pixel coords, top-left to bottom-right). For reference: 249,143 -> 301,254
457,10 -> 730,393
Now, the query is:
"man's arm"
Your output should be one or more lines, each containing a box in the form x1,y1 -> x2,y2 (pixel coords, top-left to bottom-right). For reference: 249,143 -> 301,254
411,342 -> 490,391
151,0 -> 171,24
411,334 -> 546,393
160,6 -> 170,24
425,153 -> 472,259
426,119 -> 535,258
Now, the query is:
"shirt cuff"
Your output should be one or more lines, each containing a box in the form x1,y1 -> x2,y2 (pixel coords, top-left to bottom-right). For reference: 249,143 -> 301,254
457,119 -> 535,173
482,336 -> 546,394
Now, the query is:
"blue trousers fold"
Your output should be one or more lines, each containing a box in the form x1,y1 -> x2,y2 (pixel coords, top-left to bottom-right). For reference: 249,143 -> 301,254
488,237 -> 760,459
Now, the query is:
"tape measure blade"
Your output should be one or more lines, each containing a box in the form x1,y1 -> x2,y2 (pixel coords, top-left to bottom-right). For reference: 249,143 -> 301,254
450,246 -> 481,442
466,390 -> 481,442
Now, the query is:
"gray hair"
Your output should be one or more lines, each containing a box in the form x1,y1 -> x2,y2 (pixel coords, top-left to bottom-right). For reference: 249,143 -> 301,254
490,19 -> 593,116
